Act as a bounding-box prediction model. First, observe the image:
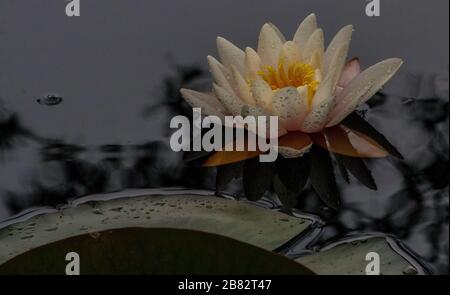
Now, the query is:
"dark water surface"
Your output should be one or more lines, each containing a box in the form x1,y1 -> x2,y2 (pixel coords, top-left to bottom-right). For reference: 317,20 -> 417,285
0,0 -> 448,274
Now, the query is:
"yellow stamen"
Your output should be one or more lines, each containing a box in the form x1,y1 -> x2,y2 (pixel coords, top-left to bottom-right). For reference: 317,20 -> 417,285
256,58 -> 319,106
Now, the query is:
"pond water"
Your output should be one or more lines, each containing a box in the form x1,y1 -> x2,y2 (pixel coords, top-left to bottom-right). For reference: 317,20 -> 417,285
0,0 -> 448,274
0,66 -> 448,273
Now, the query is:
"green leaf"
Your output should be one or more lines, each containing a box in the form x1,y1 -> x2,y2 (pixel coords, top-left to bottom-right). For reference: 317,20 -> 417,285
342,113 -> 404,159
309,145 -> 341,209
273,174 -> 298,211
216,162 -> 244,190
335,154 -> 377,190
243,157 -> 276,201
0,191 -> 426,275
296,237 -> 422,275
0,193 -> 311,264
0,228 -> 314,275
275,154 -> 310,193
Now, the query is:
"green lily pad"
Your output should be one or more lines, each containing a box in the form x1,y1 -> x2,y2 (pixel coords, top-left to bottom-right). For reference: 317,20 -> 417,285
296,236 -> 424,275
0,190 -> 311,266
0,228 -> 314,275
0,191 -> 427,275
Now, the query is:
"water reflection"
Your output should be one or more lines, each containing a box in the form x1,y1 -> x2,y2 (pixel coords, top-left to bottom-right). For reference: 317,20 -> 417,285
0,65 -> 448,274
296,77 -> 449,274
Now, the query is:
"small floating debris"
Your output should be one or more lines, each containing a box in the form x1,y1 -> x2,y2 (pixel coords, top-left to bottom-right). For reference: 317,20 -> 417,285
37,94 -> 63,106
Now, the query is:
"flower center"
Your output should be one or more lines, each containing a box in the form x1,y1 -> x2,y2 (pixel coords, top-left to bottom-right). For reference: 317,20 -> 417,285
257,61 -> 319,105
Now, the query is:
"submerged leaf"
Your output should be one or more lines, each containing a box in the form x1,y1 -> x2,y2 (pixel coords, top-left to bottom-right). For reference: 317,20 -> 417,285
342,113 -> 403,159
243,157 -> 275,201
309,145 -> 341,209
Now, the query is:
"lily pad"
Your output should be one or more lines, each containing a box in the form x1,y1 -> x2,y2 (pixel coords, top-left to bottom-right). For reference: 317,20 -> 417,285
0,190 -> 427,275
0,190 -> 312,266
295,236 -> 425,275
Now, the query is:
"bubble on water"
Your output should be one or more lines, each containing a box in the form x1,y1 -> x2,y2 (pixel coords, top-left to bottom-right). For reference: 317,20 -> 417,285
37,93 -> 63,106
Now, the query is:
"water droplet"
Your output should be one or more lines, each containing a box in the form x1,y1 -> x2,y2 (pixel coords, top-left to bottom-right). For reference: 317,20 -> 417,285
402,266 -> 418,275
92,209 -> 103,215
89,232 -> 101,239
110,207 -> 123,212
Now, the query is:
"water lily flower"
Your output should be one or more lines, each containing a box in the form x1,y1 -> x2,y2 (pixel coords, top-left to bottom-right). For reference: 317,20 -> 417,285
180,14 -> 403,166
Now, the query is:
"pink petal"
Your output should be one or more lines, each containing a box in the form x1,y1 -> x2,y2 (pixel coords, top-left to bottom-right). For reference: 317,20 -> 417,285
338,58 -> 361,87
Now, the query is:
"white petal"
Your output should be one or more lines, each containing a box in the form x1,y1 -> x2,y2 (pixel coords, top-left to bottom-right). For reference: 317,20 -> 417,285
251,76 -> 274,111
241,104 -> 270,117
308,50 -> 323,70
321,44 -> 349,99
207,55 -> 234,93
180,88 -> 227,118
257,23 -> 284,67
216,37 -> 245,74
267,23 -> 287,43
301,75 -> 337,133
324,25 -> 353,75
242,105 -> 288,137
280,41 -> 302,65
302,29 -> 324,62
231,65 -> 256,106
293,13 -> 318,50
245,47 -> 261,80
213,83 -> 245,115
278,144 -> 312,158
272,87 -> 308,131
326,58 -> 403,126
309,44 -> 348,110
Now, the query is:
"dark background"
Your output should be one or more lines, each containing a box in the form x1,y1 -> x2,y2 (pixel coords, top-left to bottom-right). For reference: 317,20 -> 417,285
0,0 -> 448,273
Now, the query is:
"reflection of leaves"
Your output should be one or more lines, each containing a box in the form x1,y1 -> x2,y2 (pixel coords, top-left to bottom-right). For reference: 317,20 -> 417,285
243,157 -> 275,201
5,183 -> 75,210
309,145 -> 340,210
410,99 -> 449,130
342,113 -> 404,159
40,142 -> 108,195
0,114 -> 32,155
143,63 -> 206,118
423,158 -> 449,190
334,154 -> 377,190
63,161 -> 109,194
41,142 -> 86,161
